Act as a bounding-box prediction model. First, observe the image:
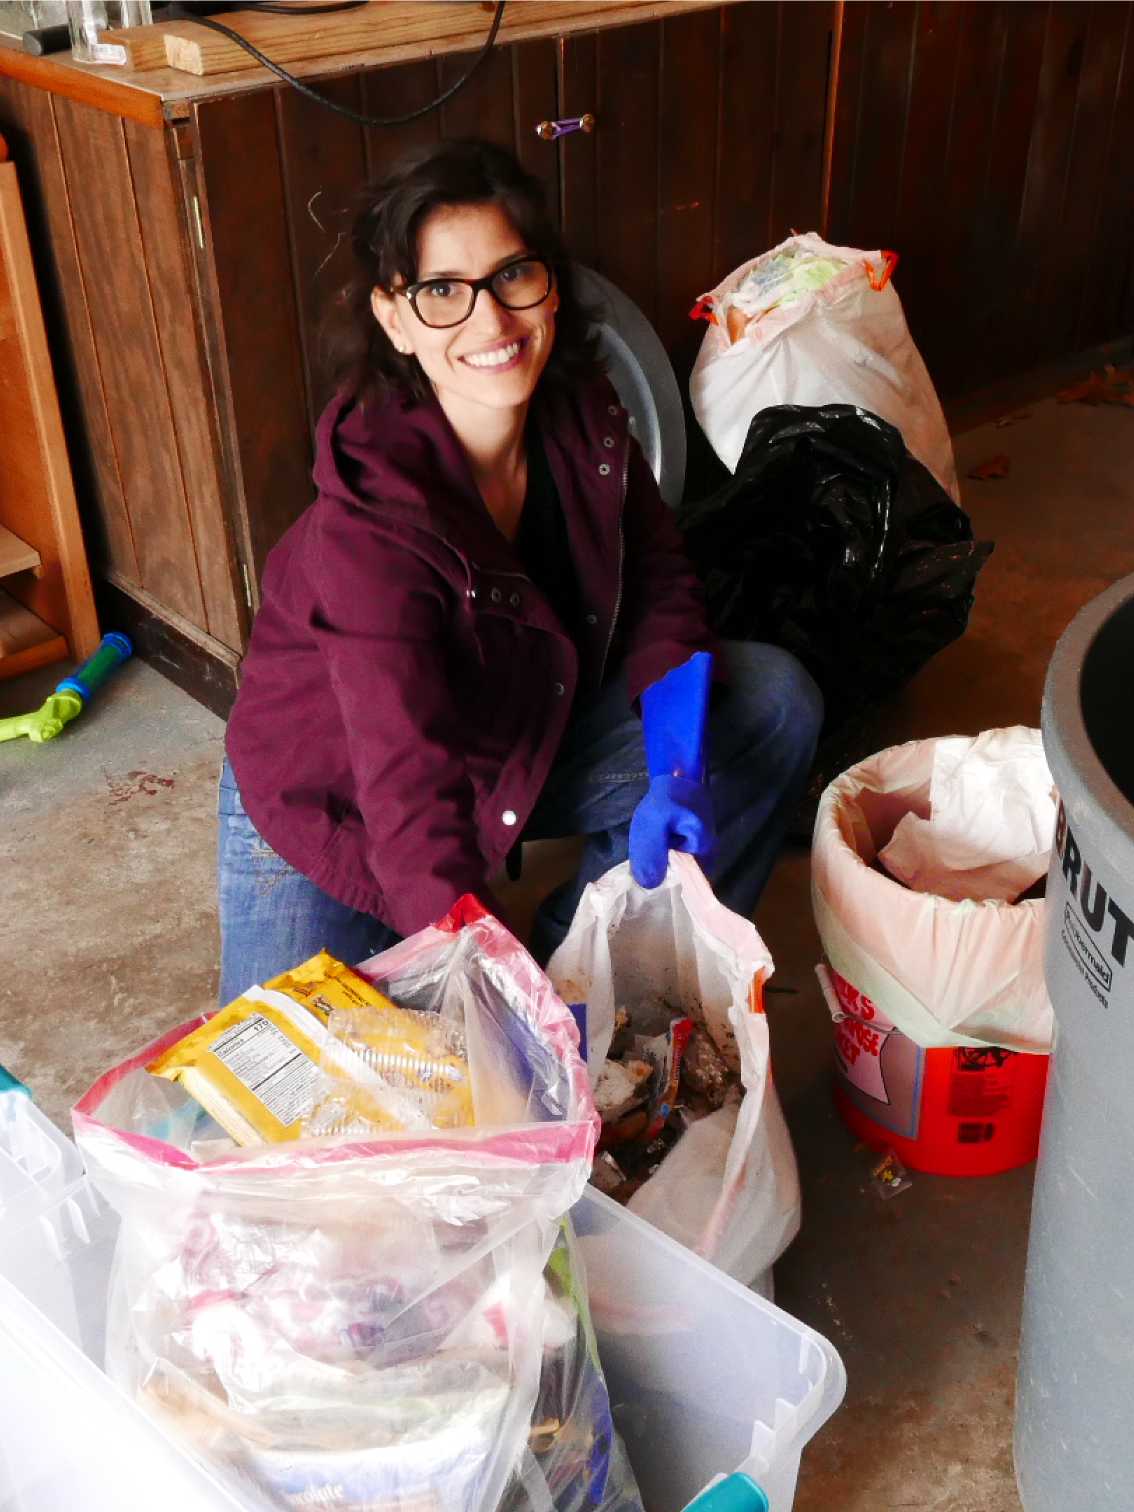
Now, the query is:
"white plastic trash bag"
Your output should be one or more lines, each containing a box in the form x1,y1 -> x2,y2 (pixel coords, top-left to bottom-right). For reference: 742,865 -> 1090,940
878,727 -> 1057,903
811,731 -> 1056,1052
690,232 -> 959,500
547,854 -> 800,1288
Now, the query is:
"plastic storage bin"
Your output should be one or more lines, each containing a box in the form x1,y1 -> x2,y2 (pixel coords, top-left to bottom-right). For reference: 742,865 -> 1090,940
573,1193 -> 845,1512
0,1098 -> 844,1512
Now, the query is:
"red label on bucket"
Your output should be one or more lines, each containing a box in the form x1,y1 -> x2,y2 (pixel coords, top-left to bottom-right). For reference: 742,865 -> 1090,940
948,1048 -> 1016,1119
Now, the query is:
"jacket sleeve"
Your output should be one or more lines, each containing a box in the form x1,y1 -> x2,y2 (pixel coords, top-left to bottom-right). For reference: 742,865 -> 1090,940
308,504 -> 500,937
618,435 -> 715,702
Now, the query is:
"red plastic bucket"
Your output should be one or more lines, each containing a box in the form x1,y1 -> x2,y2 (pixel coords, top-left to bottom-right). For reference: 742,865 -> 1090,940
820,966 -> 1050,1177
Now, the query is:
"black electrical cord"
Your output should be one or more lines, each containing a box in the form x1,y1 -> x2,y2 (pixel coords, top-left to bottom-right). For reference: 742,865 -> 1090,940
165,1 -> 507,128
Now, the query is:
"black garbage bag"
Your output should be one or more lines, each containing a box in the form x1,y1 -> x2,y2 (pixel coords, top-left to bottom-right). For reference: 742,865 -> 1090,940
677,404 -> 994,731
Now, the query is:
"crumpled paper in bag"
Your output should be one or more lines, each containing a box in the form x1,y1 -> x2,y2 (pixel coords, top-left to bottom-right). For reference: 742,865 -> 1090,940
878,727 -> 1056,902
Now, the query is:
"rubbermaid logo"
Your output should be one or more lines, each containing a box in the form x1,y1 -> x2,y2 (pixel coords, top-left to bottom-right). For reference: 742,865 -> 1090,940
1064,903 -> 1114,991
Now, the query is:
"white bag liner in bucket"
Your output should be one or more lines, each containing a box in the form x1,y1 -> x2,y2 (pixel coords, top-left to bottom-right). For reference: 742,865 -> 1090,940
811,731 -> 1055,1052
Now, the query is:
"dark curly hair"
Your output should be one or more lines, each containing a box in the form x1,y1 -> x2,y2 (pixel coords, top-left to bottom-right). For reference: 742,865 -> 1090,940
321,138 -> 603,404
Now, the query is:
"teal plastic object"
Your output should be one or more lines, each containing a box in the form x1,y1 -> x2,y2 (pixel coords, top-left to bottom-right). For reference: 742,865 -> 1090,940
642,650 -> 713,782
0,631 -> 132,744
0,1064 -> 30,1098
56,630 -> 133,702
685,1473 -> 769,1512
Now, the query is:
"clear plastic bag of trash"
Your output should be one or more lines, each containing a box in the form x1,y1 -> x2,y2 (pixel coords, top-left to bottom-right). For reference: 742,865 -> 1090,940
74,898 -> 638,1512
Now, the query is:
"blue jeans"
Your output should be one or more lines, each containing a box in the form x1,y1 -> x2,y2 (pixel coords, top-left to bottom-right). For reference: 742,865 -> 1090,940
217,641 -> 821,1002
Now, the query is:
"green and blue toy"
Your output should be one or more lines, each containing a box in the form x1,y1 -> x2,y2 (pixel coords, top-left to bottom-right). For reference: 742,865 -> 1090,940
0,631 -> 132,745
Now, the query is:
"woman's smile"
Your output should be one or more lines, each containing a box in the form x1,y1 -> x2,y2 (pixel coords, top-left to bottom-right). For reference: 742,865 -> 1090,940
460,336 -> 528,371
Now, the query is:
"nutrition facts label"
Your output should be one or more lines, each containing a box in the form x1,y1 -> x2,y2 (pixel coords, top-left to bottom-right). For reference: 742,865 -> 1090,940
210,1013 -> 320,1127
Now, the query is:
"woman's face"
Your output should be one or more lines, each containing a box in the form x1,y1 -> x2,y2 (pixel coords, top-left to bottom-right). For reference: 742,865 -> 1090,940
371,201 -> 558,418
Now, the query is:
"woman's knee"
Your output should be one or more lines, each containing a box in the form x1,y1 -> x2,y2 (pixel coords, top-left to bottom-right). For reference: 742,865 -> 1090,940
716,640 -> 824,764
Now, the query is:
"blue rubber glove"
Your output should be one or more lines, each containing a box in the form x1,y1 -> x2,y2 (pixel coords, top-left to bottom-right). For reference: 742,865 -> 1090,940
630,774 -> 716,887
629,652 -> 716,889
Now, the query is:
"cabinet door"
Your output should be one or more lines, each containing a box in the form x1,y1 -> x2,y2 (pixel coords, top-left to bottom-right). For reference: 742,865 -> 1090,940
558,3 -> 834,447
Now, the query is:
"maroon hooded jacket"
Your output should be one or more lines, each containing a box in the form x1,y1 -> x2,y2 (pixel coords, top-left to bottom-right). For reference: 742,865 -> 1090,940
225,374 -> 711,935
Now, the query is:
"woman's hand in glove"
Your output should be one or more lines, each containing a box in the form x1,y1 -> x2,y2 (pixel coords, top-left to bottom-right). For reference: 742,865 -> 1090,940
629,775 -> 716,889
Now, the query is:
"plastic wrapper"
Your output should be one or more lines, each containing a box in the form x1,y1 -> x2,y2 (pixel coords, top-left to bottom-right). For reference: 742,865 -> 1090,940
147,952 -> 409,1146
74,898 -> 638,1512
305,997 -> 474,1137
678,404 -> 993,732
548,854 -> 800,1290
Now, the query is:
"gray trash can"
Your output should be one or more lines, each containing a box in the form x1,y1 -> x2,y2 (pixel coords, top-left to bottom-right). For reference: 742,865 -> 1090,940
1016,574 -> 1134,1510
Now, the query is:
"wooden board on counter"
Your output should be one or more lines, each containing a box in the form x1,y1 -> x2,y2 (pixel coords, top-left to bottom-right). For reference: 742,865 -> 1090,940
159,1 -> 640,78
0,2 -> 721,120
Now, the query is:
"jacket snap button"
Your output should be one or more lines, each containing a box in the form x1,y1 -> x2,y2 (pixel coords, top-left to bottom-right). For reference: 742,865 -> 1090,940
598,462 -> 611,477
509,591 -> 521,608
490,587 -> 502,604
602,436 -> 615,448
553,681 -> 565,696
607,404 -> 619,416
584,612 -> 597,625
502,809 -> 518,827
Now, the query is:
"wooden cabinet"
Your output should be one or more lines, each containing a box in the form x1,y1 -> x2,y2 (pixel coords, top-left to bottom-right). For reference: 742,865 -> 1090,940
0,1 -> 834,711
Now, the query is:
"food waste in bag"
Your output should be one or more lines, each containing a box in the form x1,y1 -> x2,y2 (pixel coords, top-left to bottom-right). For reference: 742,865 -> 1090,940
588,1006 -> 744,1205
548,855 -> 800,1285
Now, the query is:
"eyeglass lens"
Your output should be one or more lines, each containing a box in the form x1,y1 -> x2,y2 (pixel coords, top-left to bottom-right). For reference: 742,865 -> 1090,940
413,258 -> 551,328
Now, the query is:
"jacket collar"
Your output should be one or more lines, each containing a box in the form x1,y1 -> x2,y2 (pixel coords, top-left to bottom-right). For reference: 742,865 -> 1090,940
314,375 -> 629,580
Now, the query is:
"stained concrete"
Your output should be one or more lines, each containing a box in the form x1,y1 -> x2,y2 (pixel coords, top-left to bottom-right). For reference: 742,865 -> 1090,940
0,660 -> 225,1119
1,392 -> 1131,1510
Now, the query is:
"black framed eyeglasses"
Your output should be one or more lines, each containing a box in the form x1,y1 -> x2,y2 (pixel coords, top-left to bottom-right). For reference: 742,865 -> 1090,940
397,255 -> 553,329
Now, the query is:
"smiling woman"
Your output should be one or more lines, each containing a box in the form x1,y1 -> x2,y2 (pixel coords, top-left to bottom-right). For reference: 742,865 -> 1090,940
217,138 -> 823,1004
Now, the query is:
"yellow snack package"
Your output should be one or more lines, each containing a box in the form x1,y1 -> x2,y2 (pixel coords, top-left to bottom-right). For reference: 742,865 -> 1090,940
148,951 -> 408,1146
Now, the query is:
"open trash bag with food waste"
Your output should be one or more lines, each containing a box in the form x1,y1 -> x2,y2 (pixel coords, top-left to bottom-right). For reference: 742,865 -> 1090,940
547,853 -> 800,1292
811,728 -> 1056,1052
678,404 -> 992,734
73,901 -> 644,1512
689,231 -> 959,500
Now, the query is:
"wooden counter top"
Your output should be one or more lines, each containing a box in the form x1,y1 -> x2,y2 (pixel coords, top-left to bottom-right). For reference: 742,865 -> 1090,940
0,1 -> 720,127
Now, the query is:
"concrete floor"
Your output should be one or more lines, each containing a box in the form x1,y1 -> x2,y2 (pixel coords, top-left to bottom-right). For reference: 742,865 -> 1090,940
2,391 -> 1132,1510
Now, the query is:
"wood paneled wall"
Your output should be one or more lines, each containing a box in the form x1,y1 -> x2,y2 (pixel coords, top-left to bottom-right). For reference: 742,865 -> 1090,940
828,1 -> 1134,395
